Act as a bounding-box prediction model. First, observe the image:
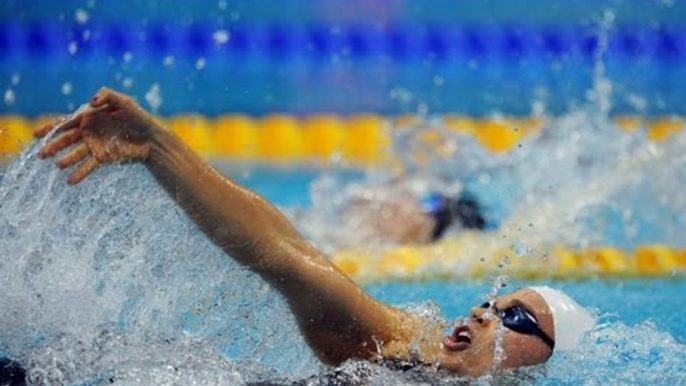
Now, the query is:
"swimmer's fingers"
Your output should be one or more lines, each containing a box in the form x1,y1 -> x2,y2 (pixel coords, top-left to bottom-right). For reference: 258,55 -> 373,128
56,143 -> 89,169
34,114 -> 82,138
33,116 -> 59,138
67,157 -> 100,185
38,129 -> 83,159
90,87 -> 133,110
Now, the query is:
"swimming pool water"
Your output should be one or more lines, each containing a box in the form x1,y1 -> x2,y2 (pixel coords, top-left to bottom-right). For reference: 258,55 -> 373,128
367,279 -> 686,343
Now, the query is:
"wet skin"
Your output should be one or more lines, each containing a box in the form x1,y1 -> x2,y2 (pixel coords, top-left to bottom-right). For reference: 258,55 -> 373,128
435,288 -> 555,376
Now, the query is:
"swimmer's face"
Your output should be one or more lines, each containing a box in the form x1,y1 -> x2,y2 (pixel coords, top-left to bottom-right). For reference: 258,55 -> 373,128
438,288 -> 554,377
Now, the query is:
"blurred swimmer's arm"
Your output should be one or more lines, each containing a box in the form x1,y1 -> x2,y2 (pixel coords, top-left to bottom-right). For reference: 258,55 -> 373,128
35,87 -> 427,365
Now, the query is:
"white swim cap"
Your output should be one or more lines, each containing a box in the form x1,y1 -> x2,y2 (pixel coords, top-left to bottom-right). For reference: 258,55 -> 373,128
529,286 -> 595,351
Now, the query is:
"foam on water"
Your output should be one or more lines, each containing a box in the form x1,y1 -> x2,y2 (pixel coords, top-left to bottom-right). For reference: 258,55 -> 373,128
0,139 -> 320,385
299,110 -> 686,255
541,319 -> 686,385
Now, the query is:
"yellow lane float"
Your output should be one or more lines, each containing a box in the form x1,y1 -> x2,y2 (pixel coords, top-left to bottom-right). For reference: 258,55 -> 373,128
168,115 -> 215,156
329,234 -> 685,283
302,114 -> 346,161
214,114 -> 259,160
1,114 -> 685,164
473,118 -> 524,152
646,116 -> 683,142
258,114 -> 305,162
613,115 -> 643,132
344,114 -> 390,165
0,115 -> 32,156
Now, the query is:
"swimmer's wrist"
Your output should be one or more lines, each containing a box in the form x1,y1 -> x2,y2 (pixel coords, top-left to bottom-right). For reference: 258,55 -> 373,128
147,122 -> 184,164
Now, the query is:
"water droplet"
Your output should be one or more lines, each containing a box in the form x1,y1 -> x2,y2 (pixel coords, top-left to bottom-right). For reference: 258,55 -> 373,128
122,78 -> 133,89
195,57 -> 207,70
68,42 -> 78,55
4,89 -> 15,105
417,102 -> 428,116
145,83 -> 162,113
511,242 -> 532,257
163,55 -> 175,67
213,30 -> 230,45
75,9 -> 89,24
61,82 -> 72,96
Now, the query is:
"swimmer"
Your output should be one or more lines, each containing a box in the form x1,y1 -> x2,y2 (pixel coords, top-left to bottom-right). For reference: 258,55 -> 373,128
341,185 -> 492,246
34,87 -> 595,377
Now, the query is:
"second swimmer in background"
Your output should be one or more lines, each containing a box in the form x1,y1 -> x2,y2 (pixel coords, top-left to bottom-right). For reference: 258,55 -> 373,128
328,179 -> 494,248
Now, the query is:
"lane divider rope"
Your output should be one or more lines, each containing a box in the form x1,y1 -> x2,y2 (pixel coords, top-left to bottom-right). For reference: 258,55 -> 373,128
1,114 -> 684,163
331,237 -> 686,283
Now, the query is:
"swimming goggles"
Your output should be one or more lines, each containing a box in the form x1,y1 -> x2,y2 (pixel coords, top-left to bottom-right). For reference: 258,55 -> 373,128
481,301 -> 555,350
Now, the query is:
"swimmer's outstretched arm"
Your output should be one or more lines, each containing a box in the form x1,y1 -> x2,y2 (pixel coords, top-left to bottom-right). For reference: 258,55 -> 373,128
35,87 -> 427,365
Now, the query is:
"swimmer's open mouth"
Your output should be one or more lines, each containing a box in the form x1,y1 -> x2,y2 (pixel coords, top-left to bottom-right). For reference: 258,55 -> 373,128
443,325 -> 472,352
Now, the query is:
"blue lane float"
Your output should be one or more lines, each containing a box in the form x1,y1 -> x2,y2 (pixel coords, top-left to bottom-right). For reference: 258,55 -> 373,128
1,21 -> 684,62
1,21 -> 685,116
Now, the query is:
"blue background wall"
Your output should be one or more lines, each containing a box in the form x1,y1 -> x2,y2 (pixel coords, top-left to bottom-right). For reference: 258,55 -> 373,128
1,0 -> 685,116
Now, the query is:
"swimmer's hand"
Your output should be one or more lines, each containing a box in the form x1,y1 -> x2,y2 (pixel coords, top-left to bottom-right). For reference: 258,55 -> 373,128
34,87 -> 160,184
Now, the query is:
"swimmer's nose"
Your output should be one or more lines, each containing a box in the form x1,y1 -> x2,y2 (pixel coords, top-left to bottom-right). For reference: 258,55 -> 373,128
470,306 -> 493,327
